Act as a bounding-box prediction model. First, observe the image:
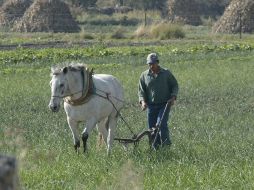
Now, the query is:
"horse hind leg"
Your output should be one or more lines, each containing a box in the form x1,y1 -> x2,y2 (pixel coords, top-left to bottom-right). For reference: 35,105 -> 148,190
107,116 -> 117,155
82,133 -> 89,153
97,117 -> 109,147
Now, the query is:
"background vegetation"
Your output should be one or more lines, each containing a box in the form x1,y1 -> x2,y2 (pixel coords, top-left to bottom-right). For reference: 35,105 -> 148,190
0,0 -> 233,43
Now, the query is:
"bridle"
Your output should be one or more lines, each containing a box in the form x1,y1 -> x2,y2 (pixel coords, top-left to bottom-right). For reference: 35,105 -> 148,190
50,67 -> 87,100
51,89 -> 83,99
51,68 -> 125,103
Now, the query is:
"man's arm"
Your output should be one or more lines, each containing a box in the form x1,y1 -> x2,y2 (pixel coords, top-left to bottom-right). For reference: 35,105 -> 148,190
138,74 -> 148,110
167,71 -> 179,106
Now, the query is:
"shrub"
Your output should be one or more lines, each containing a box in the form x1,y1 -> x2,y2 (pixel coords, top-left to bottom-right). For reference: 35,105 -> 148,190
133,25 -> 148,38
110,27 -> 126,39
133,22 -> 185,39
79,28 -> 94,39
201,16 -> 216,27
78,16 -> 139,26
150,23 -> 185,39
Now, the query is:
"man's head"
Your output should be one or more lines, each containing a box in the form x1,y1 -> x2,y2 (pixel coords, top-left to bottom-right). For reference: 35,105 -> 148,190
146,53 -> 159,65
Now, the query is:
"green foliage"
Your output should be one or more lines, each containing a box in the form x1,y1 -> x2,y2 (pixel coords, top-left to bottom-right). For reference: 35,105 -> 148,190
79,16 -> 139,26
0,43 -> 252,68
71,0 -> 97,7
124,0 -> 167,10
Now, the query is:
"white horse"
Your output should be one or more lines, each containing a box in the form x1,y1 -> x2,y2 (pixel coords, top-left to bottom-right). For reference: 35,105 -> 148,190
48,64 -> 124,155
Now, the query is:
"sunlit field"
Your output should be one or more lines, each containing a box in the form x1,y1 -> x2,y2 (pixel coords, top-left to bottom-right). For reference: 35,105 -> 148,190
0,41 -> 254,189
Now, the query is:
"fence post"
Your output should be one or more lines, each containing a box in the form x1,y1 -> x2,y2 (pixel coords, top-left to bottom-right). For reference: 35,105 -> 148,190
239,12 -> 242,39
144,8 -> 147,26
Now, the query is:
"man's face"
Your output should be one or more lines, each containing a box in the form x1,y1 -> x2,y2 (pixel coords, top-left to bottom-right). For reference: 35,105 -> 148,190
149,62 -> 159,72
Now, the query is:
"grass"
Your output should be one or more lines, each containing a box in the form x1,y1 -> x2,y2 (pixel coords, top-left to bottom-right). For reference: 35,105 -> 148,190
0,42 -> 254,189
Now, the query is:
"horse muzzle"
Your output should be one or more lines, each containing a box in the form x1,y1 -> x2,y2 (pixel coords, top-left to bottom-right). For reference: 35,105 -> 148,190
48,99 -> 60,112
49,104 -> 60,112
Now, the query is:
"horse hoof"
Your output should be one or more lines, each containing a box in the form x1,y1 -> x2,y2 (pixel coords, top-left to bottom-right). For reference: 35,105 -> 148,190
74,141 -> 80,152
82,133 -> 89,153
83,145 -> 87,153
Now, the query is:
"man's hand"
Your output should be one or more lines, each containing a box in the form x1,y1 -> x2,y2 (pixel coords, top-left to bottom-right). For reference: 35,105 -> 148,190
167,96 -> 176,106
141,100 -> 147,111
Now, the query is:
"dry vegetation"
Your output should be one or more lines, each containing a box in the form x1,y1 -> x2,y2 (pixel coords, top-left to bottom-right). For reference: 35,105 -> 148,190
213,0 -> 254,33
0,0 -> 32,27
12,0 -> 80,33
0,0 -> 253,41
133,22 -> 185,40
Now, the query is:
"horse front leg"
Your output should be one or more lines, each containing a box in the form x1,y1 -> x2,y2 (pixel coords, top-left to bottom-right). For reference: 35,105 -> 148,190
82,118 -> 97,153
67,117 -> 80,153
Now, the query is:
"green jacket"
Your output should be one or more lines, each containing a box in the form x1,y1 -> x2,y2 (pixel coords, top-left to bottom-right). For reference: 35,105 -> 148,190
138,67 -> 178,104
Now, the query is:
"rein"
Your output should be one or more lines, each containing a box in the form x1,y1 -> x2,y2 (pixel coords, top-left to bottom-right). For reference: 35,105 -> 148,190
93,90 -> 136,136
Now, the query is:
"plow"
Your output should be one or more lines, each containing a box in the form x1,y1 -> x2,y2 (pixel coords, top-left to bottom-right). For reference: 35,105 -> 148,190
114,128 -> 156,147
114,102 -> 170,149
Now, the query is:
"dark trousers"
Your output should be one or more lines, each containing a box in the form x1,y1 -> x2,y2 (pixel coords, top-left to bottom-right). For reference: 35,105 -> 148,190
147,103 -> 171,149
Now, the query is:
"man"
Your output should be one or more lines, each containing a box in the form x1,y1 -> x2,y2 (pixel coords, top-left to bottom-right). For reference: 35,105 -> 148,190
138,53 -> 178,149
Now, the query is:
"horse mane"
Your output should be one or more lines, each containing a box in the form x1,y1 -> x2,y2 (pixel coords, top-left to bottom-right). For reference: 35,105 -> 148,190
51,63 -> 87,76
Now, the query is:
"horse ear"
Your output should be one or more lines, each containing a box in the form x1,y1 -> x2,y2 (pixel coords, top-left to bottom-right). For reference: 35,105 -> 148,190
51,67 -> 54,73
63,67 -> 68,74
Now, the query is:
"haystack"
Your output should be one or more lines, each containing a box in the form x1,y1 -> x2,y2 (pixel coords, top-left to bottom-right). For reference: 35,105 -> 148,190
0,0 -> 32,27
212,0 -> 254,33
13,0 -> 80,33
168,0 -> 202,26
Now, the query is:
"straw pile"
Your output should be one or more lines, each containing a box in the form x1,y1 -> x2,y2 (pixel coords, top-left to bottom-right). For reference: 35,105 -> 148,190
168,0 -> 201,26
13,0 -> 80,33
0,0 -> 32,27
212,0 -> 254,33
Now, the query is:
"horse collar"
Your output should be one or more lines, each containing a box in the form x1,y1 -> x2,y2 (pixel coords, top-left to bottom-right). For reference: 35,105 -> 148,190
64,67 -> 94,106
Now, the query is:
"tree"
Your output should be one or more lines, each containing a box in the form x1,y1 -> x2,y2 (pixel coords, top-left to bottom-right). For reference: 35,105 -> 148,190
124,0 -> 167,11
116,0 -> 124,6
71,0 -> 97,7
196,0 -> 230,17
0,0 -> 5,6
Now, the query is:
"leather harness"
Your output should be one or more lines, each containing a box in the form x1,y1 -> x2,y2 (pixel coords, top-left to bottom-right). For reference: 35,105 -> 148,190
64,68 -> 94,106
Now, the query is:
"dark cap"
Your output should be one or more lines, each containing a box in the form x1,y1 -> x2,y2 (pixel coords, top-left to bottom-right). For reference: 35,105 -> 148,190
146,53 -> 159,64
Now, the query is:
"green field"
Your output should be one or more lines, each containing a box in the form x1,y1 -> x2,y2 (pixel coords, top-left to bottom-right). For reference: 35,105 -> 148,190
1,40 -> 254,189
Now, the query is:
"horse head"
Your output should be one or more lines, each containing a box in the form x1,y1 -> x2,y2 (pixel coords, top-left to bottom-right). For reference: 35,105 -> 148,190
48,66 -> 69,112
